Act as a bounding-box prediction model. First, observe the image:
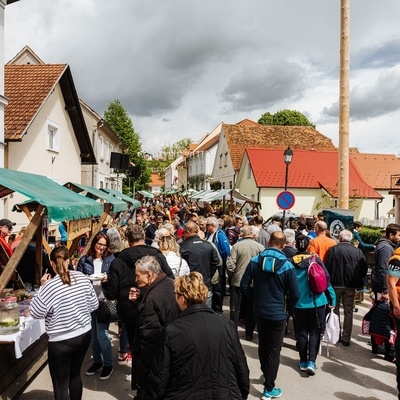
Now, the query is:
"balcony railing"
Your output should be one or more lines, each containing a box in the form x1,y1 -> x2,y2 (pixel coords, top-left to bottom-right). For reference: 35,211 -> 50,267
389,174 -> 400,193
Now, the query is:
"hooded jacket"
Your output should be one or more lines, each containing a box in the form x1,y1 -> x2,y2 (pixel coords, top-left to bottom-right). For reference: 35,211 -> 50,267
290,252 -> 336,309
240,247 -> 300,321
372,237 -> 397,293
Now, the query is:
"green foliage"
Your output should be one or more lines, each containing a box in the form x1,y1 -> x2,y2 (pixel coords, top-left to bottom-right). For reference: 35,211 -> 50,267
103,100 -> 150,192
147,138 -> 192,180
257,112 -> 274,125
258,109 -> 316,128
359,226 -> 382,244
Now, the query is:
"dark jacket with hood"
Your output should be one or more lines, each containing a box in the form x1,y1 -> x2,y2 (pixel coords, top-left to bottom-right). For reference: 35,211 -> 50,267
372,237 -> 397,293
145,303 -> 249,400
325,242 -> 368,289
106,244 -> 173,322
240,247 -> 300,321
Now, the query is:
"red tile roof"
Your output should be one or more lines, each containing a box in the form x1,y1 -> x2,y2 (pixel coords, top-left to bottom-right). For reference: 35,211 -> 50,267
351,153 -> 400,190
149,172 -> 163,187
246,148 -> 382,199
5,64 -> 67,140
223,124 -> 336,171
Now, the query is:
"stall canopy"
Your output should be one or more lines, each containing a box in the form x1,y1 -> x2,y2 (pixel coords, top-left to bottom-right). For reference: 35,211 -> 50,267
64,182 -> 127,213
0,168 -> 103,221
101,187 -> 141,208
137,190 -> 154,199
189,189 -> 213,200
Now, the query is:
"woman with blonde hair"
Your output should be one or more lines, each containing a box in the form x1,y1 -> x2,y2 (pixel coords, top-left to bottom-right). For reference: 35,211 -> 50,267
159,235 -> 190,277
30,246 -> 98,400
146,272 -> 250,400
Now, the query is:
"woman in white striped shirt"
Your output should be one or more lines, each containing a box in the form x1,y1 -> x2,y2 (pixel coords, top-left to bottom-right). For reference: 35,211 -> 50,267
30,245 -> 98,400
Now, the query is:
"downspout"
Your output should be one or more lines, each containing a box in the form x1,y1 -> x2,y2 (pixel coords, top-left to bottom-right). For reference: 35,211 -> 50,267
375,197 -> 383,220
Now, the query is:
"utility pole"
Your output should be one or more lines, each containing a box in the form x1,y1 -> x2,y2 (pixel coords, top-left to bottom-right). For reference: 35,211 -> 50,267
338,0 -> 350,208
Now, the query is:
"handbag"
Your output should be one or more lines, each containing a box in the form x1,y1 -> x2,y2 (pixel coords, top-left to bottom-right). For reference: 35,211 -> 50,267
320,308 -> 340,356
97,298 -> 120,323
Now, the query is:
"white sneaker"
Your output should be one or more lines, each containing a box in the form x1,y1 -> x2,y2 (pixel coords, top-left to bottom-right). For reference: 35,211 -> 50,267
125,374 -> 131,382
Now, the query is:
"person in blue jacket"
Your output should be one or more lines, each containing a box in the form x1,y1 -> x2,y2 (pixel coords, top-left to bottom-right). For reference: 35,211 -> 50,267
241,231 -> 299,400
290,234 -> 336,376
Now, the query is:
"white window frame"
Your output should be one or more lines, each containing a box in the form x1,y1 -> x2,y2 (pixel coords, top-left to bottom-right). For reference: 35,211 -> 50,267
46,119 -> 60,153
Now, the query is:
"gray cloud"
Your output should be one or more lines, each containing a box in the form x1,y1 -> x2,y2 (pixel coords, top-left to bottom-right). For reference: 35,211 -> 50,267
322,66 -> 400,121
221,61 -> 309,112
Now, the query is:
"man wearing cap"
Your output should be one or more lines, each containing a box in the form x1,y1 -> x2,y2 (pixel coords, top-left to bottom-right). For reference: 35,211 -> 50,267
0,219 -> 15,258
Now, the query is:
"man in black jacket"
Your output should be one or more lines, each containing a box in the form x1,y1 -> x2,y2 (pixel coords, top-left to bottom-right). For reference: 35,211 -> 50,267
325,229 -> 368,346
106,225 -> 173,363
179,221 -> 220,308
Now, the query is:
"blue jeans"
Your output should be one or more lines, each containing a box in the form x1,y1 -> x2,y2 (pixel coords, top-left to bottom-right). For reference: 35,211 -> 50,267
91,312 -> 112,367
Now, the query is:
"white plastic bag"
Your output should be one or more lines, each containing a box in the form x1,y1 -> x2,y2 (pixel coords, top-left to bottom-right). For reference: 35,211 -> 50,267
321,309 -> 340,356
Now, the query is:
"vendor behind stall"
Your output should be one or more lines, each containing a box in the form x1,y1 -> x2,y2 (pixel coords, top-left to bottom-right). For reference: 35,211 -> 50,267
16,236 -> 51,287
0,218 -> 15,258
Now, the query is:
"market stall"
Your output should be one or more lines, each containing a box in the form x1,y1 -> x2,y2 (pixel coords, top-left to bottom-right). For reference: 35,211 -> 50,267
0,168 -> 103,399
100,187 -> 141,227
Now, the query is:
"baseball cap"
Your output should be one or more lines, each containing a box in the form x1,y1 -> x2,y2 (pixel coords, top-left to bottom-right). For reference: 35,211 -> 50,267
0,219 -> 16,229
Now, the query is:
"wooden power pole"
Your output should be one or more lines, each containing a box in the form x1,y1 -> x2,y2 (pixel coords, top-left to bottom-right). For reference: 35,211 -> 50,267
338,0 -> 350,208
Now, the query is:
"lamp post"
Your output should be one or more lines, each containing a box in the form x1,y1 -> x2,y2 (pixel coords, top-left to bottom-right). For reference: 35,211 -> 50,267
282,146 -> 293,229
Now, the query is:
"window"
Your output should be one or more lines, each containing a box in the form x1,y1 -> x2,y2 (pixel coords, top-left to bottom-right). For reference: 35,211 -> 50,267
219,154 -> 222,168
229,181 -> 232,189
247,162 -> 252,179
110,144 -> 114,161
46,120 -> 60,152
99,137 -> 104,160
106,142 -> 109,163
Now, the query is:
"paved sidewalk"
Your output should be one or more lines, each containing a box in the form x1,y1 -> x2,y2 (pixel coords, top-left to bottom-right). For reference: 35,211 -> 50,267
17,299 -> 398,400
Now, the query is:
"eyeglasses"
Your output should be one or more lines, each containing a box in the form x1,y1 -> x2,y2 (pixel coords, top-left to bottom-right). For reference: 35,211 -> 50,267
2,225 -> 12,232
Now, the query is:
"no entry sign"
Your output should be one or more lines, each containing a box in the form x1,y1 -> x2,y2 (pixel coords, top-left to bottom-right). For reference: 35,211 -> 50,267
276,191 -> 295,210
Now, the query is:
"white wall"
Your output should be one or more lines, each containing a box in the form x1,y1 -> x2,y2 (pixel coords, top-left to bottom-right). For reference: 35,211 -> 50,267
5,84 -> 82,228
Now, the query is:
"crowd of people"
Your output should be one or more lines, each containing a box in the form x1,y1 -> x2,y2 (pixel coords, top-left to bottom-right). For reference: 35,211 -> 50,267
3,199 -> 400,399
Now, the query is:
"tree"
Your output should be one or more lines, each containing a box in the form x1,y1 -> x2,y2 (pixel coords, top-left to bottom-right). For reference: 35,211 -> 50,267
147,138 -> 192,180
103,100 -> 150,193
258,109 -> 316,128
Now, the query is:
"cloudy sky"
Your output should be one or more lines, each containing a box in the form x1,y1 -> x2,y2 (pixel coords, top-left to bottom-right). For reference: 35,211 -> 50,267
4,0 -> 400,156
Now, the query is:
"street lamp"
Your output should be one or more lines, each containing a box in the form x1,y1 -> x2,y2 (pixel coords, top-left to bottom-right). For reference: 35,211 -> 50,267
282,146 -> 293,229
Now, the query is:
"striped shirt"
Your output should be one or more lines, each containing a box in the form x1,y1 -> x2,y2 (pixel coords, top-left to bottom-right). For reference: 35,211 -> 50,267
30,271 -> 98,342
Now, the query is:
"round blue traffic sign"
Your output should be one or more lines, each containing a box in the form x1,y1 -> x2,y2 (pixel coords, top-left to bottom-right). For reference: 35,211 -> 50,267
276,191 -> 295,210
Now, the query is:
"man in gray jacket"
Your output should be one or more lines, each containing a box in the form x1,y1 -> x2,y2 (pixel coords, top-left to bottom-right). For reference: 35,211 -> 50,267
227,225 -> 264,339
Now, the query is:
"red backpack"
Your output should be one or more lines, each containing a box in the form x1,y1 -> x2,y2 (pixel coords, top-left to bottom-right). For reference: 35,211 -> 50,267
308,255 -> 328,295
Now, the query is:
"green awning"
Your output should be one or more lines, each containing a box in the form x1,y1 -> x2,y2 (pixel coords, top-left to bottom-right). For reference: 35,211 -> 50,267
138,190 -> 154,199
0,168 -> 103,221
189,189 -> 213,200
101,188 -> 141,208
201,189 -> 232,202
65,182 -> 127,213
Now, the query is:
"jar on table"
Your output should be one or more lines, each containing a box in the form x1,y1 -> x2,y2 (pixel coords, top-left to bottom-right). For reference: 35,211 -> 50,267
0,295 -> 20,334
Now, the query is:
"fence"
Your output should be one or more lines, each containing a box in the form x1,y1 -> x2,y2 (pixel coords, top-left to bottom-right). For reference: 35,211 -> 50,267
359,216 -> 395,229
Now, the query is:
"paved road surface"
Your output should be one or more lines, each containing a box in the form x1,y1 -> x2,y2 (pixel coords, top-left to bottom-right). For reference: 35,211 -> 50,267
17,299 -> 398,400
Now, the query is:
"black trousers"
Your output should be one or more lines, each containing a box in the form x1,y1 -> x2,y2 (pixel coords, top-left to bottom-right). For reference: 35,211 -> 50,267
48,330 -> 91,400
293,306 -> 325,363
256,317 -> 286,391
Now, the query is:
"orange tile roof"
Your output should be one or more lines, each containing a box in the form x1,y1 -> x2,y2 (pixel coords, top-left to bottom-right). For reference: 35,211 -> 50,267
223,124 -> 336,171
246,148 -> 382,199
351,153 -> 400,190
5,64 -> 67,140
149,172 -> 164,187
235,118 -> 259,126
